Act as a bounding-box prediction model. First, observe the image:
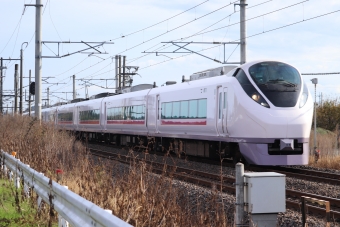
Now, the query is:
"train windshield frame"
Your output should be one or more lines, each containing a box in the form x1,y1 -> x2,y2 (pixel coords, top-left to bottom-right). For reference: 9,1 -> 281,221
248,62 -> 302,107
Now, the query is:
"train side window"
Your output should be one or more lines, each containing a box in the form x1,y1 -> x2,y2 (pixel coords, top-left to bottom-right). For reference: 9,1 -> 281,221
189,100 -> 198,118
219,93 -> 222,119
130,106 -> 135,119
161,103 -> 165,119
198,99 -> 207,118
142,105 -> 145,120
165,102 -> 172,119
107,108 -> 111,120
172,102 -> 180,119
224,92 -> 227,108
180,101 -> 188,119
135,105 -> 140,120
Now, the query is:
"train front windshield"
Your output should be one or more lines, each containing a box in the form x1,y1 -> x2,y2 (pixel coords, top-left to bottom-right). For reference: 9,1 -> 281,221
248,62 -> 301,107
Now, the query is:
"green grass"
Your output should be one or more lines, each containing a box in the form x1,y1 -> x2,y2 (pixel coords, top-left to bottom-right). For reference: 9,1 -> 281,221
316,127 -> 335,135
0,177 -> 57,227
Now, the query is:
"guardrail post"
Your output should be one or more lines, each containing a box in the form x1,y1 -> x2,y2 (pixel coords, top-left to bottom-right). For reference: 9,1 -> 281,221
3,164 -> 7,177
58,186 -> 69,227
235,163 -> 244,226
24,165 -> 30,198
9,170 -> 13,181
37,172 -> 44,211
15,176 -> 20,189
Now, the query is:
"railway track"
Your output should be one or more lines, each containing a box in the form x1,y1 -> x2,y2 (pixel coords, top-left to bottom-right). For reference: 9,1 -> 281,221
252,165 -> 340,185
89,148 -> 340,220
87,142 -> 340,186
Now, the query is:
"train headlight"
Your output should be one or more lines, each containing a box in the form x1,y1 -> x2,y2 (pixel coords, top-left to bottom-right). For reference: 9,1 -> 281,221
234,68 -> 270,108
252,93 -> 260,101
299,83 -> 308,108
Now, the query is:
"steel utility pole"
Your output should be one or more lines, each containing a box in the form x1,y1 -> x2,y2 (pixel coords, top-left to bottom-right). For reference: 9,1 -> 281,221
0,58 -> 20,114
35,0 -> 43,120
20,42 -> 28,114
28,70 -> 32,116
14,64 -> 19,114
0,58 -> 5,114
122,56 -> 126,87
311,78 -> 318,160
73,75 -> 76,99
115,55 -> 119,93
47,87 -> 49,107
240,0 -> 247,64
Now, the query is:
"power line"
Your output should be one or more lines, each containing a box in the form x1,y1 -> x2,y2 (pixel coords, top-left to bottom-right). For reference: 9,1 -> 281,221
139,8 -> 340,71
178,0 -> 309,39
0,14 -> 23,55
127,0 -> 274,65
47,1 -> 239,89
116,0 -> 240,55
49,0 -> 299,94
106,0 -> 211,42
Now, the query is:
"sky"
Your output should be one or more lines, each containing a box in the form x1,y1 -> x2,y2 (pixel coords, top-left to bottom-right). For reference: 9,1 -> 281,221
0,0 -> 339,111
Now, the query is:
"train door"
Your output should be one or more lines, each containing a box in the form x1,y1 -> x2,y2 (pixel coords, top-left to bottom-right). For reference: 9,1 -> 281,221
155,94 -> 160,133
217,87 -> 228,136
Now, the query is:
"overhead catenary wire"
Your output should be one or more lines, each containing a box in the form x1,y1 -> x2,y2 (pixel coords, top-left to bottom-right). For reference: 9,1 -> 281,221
126,0 -> 275,65
138,8 -> 340,71
0,14 -> 23,55
106,0 -> 211,42
116,0 -> 240,55
53,1 -> 307,94
177,0 -> 309,40
41,1 -> 339,101
49,1 -> 238,90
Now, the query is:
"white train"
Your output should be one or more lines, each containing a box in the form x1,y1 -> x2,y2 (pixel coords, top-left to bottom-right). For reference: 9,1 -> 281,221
31,60 -> 314,165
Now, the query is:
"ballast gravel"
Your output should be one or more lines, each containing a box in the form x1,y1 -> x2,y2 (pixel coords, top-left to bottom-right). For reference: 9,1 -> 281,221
89,143 -> 340,226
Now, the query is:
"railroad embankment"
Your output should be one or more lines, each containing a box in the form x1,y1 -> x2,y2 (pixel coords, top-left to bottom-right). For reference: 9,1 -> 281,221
0,115 -> 231,226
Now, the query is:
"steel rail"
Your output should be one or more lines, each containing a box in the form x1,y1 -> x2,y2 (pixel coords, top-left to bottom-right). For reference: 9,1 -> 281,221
89,148 -> 340,219
251,166 -> 340,185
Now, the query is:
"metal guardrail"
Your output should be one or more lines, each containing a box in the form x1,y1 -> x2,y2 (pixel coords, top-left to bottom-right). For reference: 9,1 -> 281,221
0,150 -> 132,227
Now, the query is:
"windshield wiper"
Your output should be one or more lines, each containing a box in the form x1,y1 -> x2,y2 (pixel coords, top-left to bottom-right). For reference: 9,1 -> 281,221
268,79 -> 297,87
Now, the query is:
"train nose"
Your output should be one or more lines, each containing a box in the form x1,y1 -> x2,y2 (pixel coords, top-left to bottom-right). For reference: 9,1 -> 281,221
280,139 -> 294,150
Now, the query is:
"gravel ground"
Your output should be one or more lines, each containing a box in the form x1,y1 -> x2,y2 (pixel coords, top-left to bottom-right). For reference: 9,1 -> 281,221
89,143 -> 340,226
292,165 -> 340,175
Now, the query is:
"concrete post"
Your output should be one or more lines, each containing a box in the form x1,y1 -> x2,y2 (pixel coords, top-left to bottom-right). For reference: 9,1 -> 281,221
122,56 -> 126,87
118,55 -> 121,93
47,87 -> 49,107
73,75 -> 76,100
14,64 -> 19,114
0,57 -> 3,114
235,163 -> 244,226
115,55 -> 118,93
35,0 -> 43,120
240,0 -> 247,64
20,43 -> 28,114
29,69 -> 32,116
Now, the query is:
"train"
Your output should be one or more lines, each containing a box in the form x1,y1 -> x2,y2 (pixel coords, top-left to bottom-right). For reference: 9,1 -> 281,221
27,60 -> 314,165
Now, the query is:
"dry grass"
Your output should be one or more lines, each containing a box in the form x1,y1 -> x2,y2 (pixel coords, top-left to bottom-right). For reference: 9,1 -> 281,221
308,128 -> 340,169
0,115 -> 232,226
